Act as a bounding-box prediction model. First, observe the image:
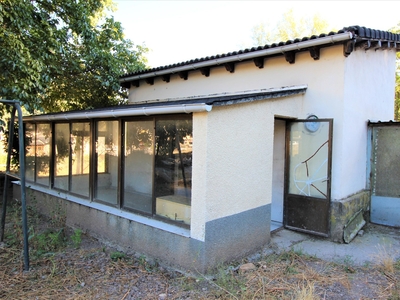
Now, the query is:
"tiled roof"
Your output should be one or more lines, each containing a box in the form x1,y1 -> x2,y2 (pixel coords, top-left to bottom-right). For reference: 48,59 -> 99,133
120,26 -> 400,84
351,26 -> 400,41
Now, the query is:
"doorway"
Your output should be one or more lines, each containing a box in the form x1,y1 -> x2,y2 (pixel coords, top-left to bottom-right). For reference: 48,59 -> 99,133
271,119 -> 285,231
271,118 -> 333,236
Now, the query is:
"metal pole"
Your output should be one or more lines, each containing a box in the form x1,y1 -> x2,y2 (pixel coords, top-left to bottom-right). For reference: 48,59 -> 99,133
0,170 -> 7,242
15,103 -> 29,271
0,108 -> 15,242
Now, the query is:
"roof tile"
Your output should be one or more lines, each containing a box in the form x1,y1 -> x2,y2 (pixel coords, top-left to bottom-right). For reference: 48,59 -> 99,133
121,26 -> 400,79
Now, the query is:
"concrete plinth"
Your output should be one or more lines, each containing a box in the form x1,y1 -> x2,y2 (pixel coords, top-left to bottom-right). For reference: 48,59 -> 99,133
330,190 -> 370,243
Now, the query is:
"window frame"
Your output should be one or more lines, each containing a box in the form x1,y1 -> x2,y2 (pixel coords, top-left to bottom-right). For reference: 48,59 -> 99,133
25,114 -> 192,228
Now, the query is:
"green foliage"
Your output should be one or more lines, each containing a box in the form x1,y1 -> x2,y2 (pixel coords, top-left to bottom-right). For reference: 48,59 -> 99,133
0,0 -> 148,115
71,229 -> 83,249
390,23 -> 400,120
29,228 -> 66,256
395,259 -> 400,270
251,9 -> 336,46
396,72 -> 400,120
2,120 -> 32,170
110,251 -> 126,261
138,254 -> 147,265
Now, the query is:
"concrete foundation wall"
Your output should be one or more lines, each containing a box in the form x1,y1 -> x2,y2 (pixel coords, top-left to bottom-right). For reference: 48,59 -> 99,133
17,185 -> 270,272
330,190 -> 370,243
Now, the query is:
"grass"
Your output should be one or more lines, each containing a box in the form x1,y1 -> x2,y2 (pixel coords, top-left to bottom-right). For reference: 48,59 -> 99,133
371,244 -> 400,299
195,250 -> 353,299
374,244 -> 398,274
294,281 -> 318,300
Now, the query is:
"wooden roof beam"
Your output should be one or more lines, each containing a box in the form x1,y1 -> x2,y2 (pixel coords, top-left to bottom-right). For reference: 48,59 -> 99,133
200,67 -> 210,77
284,51 -> 295,64
145,77 -> 154,85
309,47 -> 320,60
253,57 -> 264,69
224,62 -> 235,73
178,71 -> 188,80
162,74 -> 170,82
343,40 -> 355,57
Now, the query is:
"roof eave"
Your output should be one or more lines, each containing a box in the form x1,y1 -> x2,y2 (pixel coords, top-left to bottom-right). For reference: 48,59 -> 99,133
119,32 -> 353,84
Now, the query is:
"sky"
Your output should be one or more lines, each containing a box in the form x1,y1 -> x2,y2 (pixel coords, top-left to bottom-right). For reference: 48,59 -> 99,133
109,1 -> 400,68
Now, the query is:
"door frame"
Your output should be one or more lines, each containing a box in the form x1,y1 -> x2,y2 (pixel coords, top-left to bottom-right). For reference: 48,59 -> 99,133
283,118 -> 333,237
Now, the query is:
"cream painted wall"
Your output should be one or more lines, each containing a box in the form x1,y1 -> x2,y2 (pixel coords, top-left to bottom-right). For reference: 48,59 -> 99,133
129,45 -> 397,241
191,111 -> 208,241
128,46 -> 347,106
191,96 -> 303,241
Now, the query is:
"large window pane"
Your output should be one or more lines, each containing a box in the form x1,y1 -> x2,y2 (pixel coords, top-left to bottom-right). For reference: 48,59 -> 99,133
25,123 -> 35,182
71,122 -> 90,197
54,123 -> 70,190
95,120 -> 119,205
36,123 -> 51,186
288,121 -> 330,199
124,120 -> 154,213
155,119 -> 192,225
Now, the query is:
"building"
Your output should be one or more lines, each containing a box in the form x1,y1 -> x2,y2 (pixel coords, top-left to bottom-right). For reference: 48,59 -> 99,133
22,26 -> 400,272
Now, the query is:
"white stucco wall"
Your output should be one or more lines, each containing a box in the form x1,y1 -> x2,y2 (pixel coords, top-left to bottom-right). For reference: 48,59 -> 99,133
128,44 -> 397,241
334,48 -> 397,199
191,96 -> 303,241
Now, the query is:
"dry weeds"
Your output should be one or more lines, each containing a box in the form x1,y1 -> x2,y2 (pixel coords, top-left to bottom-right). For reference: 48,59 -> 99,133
1,199 -> 400,299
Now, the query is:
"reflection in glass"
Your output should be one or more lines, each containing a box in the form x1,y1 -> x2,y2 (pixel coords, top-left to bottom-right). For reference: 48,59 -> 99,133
95,120 -> 119,205
154,119 -> 192,225
288,122 -> 329,198
36,123 -> 51,186
54,123 -> 70,190
124,121 -> 154,213
71,122 -> 90,197
25,123 -> 35,182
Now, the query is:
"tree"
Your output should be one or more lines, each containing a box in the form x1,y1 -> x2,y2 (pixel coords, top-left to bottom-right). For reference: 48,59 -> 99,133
0,0 -> 148,115
390,23 -> 400,120
395,71 -> 400,120
251,9 -> 335,46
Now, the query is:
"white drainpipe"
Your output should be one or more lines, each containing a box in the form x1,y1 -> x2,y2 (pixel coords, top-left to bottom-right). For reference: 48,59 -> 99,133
120,32 -> 354,83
